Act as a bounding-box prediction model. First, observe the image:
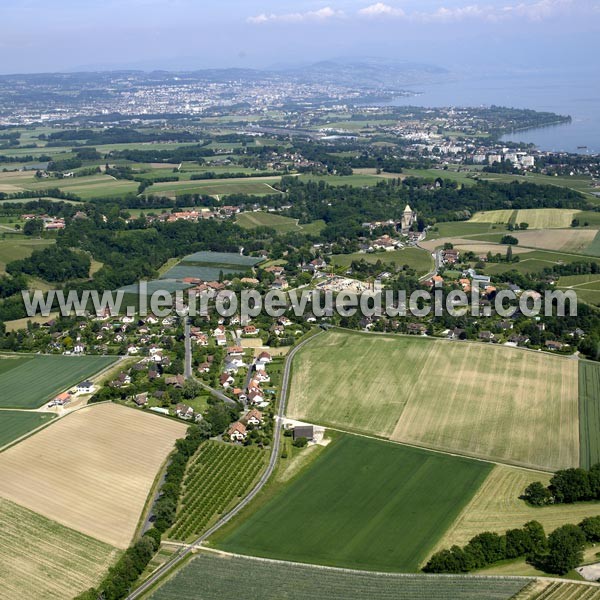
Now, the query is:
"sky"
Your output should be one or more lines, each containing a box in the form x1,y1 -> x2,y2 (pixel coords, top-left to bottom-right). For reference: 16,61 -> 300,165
0,0 -> 598,74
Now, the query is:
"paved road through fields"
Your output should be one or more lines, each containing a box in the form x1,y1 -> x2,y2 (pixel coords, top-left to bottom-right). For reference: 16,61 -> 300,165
126,331 -> 322,599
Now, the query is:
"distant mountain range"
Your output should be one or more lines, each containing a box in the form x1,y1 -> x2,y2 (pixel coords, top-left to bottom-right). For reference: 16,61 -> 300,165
0,58 -> 450,91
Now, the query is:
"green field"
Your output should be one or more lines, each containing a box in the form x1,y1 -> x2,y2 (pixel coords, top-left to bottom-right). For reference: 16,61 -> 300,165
403,168 -> 478,187
557,273 -> 600,306
331,248 -> 433,276
0,410 -> 55,448
0,354 -> 117,408
0,171 -> 138,199
150,552 -> 529,600
0,497 -> 119,600
148,177 -> 281,197
579,361 -> 600,469
288,330 -> 579,470
479,171 -> 598,198
295,173 -> 386,187
428,221 -> 506,238
236,211 -> 301,233
483,249 -> 600,276
0,238 -> 55,274
216,435 -> 491,572
169,441 -> 266,541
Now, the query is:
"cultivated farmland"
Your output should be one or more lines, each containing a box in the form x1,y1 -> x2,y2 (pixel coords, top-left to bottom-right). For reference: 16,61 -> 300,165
150,552 -> 529,600
469,209 -> 579,229
433,465 -> 600,554
160,251 -> 262,282
0,353 -> 117,408
0,403 -> 187,547
579,361 -> 600,469
147,177 -> 281,197
236,211 -> 301,233
0,497 -> 119,600
288,330 -> 579,470
0,410 -> 54,448
216,435 -> 491,572
169,441 -> 266,541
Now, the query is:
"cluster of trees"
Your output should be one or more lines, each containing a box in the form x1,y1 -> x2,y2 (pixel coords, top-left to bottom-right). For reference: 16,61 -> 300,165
189,170 -> 278,180
273,177 -> 587,243
44,127 -> 201,146
110,143 -> 214,164
523,464 -> 600,505
424,520 -> 547,573
7,246 -> 91,282
425,517 -> 599,576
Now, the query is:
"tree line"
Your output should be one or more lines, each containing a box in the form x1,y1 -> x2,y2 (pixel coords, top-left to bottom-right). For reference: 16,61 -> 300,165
424,517 -> 600,575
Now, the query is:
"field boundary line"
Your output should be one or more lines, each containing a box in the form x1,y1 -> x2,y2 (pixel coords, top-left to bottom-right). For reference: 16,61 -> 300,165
194,547 -> 600,587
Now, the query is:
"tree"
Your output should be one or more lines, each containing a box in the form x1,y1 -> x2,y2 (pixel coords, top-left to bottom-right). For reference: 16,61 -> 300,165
523,481 -> 552,506
550,468 -> 592,503
579,516 -> 600,542
506,245 -> 513,262
23,218 -> 44,237
501,235 -> 519,245
543,524 -> 585,575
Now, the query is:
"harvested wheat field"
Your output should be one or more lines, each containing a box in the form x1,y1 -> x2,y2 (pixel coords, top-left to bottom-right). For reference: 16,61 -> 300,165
289,331 -> 579,471
509,229 -> 598,253
0,402 -> 187,548
0,497 -> 119,600
469,209 -> 579,229
432,465 -> 600,554
391,342 -> 578,470
469,209 -> 516,224
453,243 -> 533,255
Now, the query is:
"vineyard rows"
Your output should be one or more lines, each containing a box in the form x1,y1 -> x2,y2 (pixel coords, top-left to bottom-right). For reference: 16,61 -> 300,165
169,441 -> 265,541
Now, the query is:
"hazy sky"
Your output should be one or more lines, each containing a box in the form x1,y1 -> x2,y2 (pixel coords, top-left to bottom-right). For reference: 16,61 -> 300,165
0,0 -> 598,74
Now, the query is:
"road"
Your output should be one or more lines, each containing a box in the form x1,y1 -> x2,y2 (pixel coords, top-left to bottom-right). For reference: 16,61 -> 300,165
183,317 -> 192,380
126,331 -> 323,599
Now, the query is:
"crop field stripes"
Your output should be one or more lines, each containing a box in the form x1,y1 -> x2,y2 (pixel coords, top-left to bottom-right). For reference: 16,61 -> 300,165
149,551 -> 532,600
169,441 -> 265,541
528,582 -> 600,600
579,361 -> 600,469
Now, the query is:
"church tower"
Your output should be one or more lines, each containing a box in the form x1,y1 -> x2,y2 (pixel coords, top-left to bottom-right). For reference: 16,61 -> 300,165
401,204 -> 416,233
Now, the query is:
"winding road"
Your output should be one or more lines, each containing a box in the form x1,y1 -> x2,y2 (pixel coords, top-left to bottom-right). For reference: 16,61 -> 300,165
126,331 -> 322,599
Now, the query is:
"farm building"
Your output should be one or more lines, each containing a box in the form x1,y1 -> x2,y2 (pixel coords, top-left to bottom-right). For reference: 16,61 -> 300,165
76,380 -> 94,394
293,425 -> 314,442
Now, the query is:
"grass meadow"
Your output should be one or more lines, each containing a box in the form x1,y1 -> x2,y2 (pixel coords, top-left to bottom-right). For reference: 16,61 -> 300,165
215,435 -> 491,572
235,211 -> 301,233
149,552 -> 529,600
331,248 -> 433,276
288,330 -> 579,470
147,177 -> 281,197
0,238 -> 55,274
0,354 -> 117,408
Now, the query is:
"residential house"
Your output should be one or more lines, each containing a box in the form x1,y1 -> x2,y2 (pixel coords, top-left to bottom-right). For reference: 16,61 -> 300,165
228,422 -> 247,442
133,392 -> 148,407
243,408 -> 263,427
